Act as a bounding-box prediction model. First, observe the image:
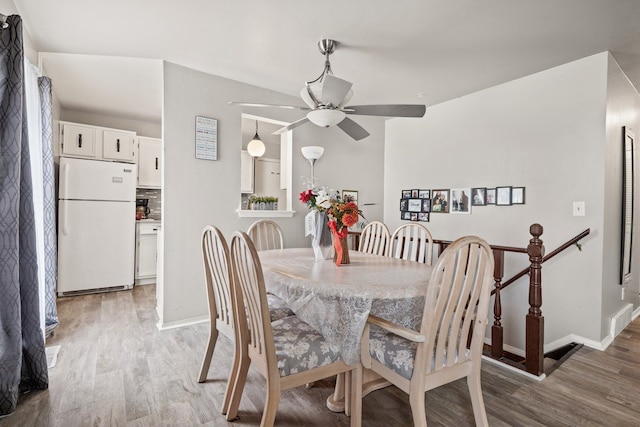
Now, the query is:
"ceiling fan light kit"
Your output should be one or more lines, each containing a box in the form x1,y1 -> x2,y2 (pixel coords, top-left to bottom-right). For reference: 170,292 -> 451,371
307,109 -> 346,127
230,39 -> 426,141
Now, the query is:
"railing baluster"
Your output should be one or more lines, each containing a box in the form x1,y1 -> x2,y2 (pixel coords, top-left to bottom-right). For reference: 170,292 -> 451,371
526,223 -> 545,376
491,249 -> 505,359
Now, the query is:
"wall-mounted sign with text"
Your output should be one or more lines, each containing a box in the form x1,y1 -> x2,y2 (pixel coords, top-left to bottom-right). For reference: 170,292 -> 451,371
195,116 -> 218,160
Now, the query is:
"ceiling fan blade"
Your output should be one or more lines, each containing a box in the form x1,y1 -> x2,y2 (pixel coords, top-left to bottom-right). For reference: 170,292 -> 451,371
272,117 -> 310,135
345,104 -> 426,118
337,117 -> 370,141
321,74 -> 353,107
228,101 -> 310,111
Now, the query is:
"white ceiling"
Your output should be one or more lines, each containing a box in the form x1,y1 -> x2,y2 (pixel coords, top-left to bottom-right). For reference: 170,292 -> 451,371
13,0 -> 640,124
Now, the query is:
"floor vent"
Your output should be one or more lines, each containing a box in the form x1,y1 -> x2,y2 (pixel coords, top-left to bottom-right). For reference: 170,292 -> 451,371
611,303 -> 633,337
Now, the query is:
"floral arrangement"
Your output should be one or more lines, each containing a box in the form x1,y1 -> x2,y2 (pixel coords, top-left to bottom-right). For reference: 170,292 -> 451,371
299,187 -> 339,212
299,187 -> 362,238
327,201 -> 360,236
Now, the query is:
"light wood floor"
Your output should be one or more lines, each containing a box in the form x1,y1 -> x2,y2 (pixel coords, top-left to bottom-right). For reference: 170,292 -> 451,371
3,285 -> 640,426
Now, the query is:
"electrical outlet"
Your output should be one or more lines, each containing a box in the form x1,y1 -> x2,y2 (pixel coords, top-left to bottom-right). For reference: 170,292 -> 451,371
573,201 -> 585,216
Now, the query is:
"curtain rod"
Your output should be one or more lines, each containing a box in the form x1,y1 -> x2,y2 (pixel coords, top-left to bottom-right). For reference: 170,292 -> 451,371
0,13 -> 8,29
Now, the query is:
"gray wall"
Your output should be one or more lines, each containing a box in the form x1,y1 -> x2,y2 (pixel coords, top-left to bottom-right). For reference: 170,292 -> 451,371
385,52 -> 621,349
602,53 -> 640,337
161,61 -> 385,326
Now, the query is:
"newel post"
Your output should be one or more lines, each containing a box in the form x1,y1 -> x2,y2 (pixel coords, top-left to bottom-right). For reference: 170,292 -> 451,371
491,249 -> 505,359
526,223 -> 545,376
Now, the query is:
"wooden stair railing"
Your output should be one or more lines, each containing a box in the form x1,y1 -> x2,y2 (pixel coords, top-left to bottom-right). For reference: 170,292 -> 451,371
434,224 -> 591,376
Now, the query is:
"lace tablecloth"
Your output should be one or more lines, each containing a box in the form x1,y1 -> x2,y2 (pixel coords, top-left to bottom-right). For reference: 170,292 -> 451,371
259,248 -> 433,365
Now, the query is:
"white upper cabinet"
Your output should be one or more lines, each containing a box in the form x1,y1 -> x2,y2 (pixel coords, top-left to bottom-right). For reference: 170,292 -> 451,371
59,121 -> 137,164
137,136 -> 162,189
103,129 -> 136,162
61,123 -> 97,158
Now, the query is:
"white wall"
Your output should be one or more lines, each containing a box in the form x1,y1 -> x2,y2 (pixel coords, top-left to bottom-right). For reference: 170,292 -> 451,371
385,53 -> 611,348
161,61 -> 385,326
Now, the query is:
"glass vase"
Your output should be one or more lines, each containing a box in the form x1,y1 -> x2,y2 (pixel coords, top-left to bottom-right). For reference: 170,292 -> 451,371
312,211 -> 334,261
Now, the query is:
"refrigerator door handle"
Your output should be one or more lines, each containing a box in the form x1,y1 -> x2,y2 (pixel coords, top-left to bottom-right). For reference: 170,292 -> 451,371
62,203 -> 69,236
62,161 -> 70,199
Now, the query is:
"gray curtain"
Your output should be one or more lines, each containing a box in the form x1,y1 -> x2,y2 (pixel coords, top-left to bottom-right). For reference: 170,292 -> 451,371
38,76 -> 58,334
0,15 -> 48,416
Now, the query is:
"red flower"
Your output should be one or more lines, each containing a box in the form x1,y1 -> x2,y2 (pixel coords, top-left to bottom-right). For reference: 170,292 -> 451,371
299,189 -> 313,203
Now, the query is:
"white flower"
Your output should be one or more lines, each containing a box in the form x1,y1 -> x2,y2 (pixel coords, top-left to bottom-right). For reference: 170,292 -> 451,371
316,195 -> 332,209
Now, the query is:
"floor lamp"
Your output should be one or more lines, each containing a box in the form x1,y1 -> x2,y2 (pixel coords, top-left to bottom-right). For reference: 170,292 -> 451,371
301,146 -> 324,187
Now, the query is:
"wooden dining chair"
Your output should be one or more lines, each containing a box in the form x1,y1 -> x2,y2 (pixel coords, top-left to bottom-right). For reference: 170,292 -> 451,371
359,235 -> 494,427
358,221 -> 391,256
247,219 -> 284,251
198,226 -> 294,414
388,223 -> 434,265
226,231 -> 362,427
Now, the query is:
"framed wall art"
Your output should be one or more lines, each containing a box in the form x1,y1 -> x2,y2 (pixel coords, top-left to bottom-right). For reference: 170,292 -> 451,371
512,187 -> 526,204
418,212 -> 430,222
408,198 -> 422,212
486,188 -> 496,205
400,199 -> 408,211
342,190 -> 358,203
418,189 -> 430,199
402,190 -> 412,199
496,186 -> 512,206
621,126 -> 635,285
472,187 -> 487,206
450,188 -> 471,214
431,189 -> 450,213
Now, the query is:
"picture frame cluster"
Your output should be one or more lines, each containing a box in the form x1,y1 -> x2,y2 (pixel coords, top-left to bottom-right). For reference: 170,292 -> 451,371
400,186 -> 525,221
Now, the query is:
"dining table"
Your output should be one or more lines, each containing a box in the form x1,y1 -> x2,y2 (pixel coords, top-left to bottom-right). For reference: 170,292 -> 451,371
259,247 -> 433,412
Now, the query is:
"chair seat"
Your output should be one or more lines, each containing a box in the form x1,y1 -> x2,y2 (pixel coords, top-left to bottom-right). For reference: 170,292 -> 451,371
267,293 -> 295,321
272,315 -> 341,377
369,327 -> 419,380
369,327 -> 469,380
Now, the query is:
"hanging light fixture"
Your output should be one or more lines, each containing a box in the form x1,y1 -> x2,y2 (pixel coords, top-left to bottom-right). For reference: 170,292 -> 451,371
247,120 -> 266,157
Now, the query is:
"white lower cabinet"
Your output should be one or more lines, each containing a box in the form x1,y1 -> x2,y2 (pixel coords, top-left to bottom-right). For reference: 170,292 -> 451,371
135,221 -> 160,285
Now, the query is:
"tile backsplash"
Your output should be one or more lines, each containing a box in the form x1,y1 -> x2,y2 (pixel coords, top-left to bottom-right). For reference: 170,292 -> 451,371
136,188 -> 161,220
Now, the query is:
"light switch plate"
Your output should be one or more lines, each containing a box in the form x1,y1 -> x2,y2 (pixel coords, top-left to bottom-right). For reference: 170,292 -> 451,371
573,201 -> 585,216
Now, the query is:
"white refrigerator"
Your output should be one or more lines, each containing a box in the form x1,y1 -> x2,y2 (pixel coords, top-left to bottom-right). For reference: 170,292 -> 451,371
58,157 -> 137,295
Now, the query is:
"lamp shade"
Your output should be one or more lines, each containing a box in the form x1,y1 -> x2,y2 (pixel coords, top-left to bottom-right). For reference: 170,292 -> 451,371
247,135 -> 265,157
301,146 -> 324,161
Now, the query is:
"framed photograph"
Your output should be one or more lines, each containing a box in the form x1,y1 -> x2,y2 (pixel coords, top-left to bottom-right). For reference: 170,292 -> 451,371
422,198 -> 431,212
402,190 -> 412,199
400,199 -> 408,212
486,188 -> 496,205
411,189 -> 419,198
450,188 -> 471,214
496,186 -> 512,206
410,212 -> 418,221
408,199 -> 422,212
418,212 -> 430,222
431,190 -> 450,213
342,190 -> 358,204
472,188 -> 487,206
402,211 -> 411,220
512,187 -> 525,204
418,189 -> 430,199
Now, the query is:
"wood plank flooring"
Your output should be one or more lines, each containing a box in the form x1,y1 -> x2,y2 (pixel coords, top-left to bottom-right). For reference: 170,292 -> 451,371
3,285 -> 640,426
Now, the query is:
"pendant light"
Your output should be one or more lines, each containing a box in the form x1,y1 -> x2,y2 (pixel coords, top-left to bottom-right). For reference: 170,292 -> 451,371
247,120 -> 266,157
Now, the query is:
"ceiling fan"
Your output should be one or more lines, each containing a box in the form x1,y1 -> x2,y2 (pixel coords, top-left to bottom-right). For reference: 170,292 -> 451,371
230,39 -> 426,141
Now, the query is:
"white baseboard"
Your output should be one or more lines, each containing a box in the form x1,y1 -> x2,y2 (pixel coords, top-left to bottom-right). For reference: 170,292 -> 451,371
544,332 -> 614,352
481,355 -> 546,381
633,305 -> 640,320
156,315 -> 209,331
